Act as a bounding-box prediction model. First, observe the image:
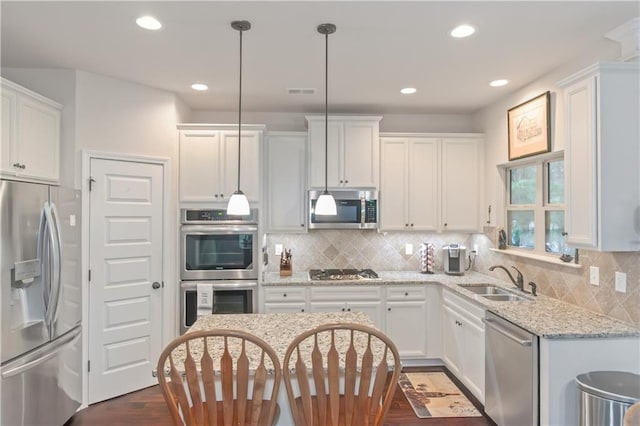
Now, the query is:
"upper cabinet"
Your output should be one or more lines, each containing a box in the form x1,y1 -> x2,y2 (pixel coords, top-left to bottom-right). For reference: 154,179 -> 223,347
178,124 -> 263,204
266,132 -> 307,232
307,115 -> 381,188
380,134 -> 484,232
1,78 -> 61,183
558,62 -> 640,251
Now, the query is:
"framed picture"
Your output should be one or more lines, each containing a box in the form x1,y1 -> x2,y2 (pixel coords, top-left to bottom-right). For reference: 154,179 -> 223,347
507,91 -> 551,160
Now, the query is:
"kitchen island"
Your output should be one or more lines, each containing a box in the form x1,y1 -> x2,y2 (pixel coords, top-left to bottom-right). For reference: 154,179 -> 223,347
177,311 -> 381,425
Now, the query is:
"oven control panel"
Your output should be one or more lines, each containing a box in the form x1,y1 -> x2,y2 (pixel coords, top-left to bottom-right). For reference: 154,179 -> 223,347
181,208 -> 258,224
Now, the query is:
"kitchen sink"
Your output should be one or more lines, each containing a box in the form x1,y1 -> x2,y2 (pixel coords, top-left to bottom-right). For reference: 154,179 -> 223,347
483,294 -> 529,302
458,284 -> 512,295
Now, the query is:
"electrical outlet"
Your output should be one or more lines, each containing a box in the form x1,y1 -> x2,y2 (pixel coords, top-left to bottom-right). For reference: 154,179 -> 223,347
615,272 -> 627,293
405,243 -> 413,255
275,244 -> 283,256
590,266 -> 600,286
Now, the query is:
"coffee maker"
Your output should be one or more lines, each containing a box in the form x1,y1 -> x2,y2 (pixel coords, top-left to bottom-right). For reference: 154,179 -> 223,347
443,244 -> 466,275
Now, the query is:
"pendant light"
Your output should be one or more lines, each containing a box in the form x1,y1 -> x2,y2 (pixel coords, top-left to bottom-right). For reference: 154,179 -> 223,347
314,23 -> 337,216
227,20 -> 251,216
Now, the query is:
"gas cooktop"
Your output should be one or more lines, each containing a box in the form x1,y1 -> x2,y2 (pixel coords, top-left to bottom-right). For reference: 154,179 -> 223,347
308,269 -> 379,281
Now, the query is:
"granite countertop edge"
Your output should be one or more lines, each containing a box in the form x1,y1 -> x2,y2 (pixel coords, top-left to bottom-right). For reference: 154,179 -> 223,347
262,271 -> 640,340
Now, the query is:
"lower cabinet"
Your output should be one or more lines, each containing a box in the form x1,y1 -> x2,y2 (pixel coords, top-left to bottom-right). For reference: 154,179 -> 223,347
385,286 -> 428,359
442,289 -> 485,403
309,286 -> 384,330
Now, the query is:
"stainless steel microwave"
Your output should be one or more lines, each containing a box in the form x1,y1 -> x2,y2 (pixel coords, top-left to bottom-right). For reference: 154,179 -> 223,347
308,188 -> 378,229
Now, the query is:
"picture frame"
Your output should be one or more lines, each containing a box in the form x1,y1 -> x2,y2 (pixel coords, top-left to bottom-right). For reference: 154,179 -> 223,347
507,91 -> 551,160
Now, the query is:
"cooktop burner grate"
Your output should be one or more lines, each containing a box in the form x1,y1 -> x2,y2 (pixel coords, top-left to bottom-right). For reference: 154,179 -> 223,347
308,268 -> 379,280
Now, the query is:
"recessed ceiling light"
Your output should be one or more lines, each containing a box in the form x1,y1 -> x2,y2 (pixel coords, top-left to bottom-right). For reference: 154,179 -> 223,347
400,87 -> 417,94
450,24 -> 475,38
490,79 -> 509,87
136,16 -> 162,31
191,83 -> 209,91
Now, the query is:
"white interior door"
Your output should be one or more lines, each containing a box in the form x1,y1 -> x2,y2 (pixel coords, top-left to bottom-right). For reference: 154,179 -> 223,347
88,158 -> 163,404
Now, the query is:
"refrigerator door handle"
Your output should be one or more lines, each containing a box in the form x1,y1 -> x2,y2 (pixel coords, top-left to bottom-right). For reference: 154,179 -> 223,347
43,203 -> 60,327
1,327 -> 81,379
49,202 -> 63,323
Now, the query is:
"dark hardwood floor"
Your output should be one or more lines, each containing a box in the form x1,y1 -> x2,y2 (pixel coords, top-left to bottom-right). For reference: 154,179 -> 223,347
66,367 -> 494,425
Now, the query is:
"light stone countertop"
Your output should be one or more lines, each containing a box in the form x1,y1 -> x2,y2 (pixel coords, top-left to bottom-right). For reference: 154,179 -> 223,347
263,271 -> 640,339
171,312 -> 387,374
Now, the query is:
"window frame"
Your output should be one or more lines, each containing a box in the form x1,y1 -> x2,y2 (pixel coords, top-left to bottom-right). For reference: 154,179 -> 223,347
505,152 -> 564,255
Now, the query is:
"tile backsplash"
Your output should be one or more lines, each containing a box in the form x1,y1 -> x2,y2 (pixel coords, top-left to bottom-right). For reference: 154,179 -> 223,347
266,230 -> 640,327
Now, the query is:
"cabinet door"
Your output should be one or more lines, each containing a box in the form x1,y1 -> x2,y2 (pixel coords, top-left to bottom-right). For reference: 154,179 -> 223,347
461,317 -> 485,403
386,300 -> 427,358
347,301 -> 384,330
441,138 -> 482,231
308,120 -> 342,187
1,88 -> 16,176
222,130 -> 261,202
263,303 -> 307,313
16,95 -> 60,182
564,78 -> 597,248
380,138 -> 408,230
408,138 -> 439,231
179,131 -> 221,202
266,133 -> 307,232
442,304 -> 462,376
343,121 -> 379,187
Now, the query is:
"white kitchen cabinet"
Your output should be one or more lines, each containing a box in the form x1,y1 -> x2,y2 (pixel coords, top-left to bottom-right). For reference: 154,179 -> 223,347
380,134 -> 483,232
178,124 -> 263,204
558,62 -> 640,251
266,132 -> 307,232
262,287 -> 308,313
307,116 -> 381,188
309,286 -> 384,329
441,137 -> 484,232
1,78 -> 61,183
385,286 -> 428,359
441,289 -> 485,403
380,136 -> 439,231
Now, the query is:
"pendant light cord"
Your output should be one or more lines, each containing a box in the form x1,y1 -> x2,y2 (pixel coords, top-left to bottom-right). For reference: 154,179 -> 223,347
237,27 -> 243,192
324,30 -> 329,193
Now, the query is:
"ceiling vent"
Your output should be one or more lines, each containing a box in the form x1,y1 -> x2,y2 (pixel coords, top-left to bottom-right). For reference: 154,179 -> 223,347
287,88 -> 316,95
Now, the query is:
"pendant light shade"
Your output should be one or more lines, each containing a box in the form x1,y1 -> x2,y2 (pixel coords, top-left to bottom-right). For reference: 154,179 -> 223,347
314,23 -> 337,216
227,20 -> 251,216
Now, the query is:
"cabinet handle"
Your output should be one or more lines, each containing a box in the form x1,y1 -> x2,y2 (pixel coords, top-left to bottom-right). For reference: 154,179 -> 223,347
339,180 -> 343,184
301,224 -> 305,227
405,292 -> 409,296
345,180 -> 349,184
405,224 -> 409,227
283,293 -> 287,297
13,163 -> 25,170
301,309 -> 305,312
220,194 -> 224,198
347,308 -> 351,312
410,224 -> 414,227
387,307 -> 391,311
444,223 -> 448,227
214,194 -> 219,198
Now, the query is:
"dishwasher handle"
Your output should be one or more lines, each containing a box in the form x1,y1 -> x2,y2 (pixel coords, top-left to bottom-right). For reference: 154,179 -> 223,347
484,317 -> 532,347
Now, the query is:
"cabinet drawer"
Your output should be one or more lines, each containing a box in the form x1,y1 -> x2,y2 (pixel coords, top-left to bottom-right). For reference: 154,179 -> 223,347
443,289 -> 485,322
386,286 -> 427,300
263,287 -> 306,302
309,286 -> 382,301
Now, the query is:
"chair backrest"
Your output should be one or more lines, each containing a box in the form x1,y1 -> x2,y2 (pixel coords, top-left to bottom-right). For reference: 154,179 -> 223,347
282,323 -> 401,426
156,329 -> 281,426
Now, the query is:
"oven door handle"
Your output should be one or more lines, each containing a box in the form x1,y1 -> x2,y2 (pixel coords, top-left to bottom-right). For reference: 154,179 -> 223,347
181,225 -> 258,233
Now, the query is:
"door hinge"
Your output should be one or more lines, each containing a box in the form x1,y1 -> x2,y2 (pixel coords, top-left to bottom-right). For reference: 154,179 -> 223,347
89,177 -> 96,191
88,360 -> 91,372
88,269 -> 91,282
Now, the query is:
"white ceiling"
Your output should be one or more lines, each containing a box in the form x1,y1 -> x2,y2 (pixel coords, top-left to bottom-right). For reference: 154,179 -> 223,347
2,1 -> 638,114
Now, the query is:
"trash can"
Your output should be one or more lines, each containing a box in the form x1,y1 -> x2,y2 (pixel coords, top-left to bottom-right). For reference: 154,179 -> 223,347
576,371 -> 640,426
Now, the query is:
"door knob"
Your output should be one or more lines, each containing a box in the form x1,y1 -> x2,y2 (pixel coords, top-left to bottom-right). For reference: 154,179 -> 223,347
152,281 -> 161,289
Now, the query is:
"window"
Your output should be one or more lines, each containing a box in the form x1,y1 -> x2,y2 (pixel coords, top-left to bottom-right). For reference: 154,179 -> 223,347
505,155 -> 565,255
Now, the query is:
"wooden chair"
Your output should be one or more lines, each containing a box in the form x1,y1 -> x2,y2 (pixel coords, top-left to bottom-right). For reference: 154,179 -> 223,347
624,401 -> 640,426
156,329 -> 281,426
282,323 -> 401,426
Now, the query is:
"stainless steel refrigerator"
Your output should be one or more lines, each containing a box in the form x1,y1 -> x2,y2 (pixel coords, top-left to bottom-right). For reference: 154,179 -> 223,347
1,179 -> 82,425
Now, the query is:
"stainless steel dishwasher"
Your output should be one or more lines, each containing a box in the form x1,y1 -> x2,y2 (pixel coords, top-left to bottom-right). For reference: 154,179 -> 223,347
485,311 -> 539,426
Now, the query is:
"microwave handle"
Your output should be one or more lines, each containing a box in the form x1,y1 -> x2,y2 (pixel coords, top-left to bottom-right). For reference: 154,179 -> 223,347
361,196 -> 366,225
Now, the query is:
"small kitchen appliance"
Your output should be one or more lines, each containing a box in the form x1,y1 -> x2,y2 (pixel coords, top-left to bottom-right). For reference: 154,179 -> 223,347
443,244 -> 466,275
308,188 -> 378,230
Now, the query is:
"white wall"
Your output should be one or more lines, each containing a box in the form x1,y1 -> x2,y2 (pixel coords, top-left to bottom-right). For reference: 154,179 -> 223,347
190,110 -> 475,133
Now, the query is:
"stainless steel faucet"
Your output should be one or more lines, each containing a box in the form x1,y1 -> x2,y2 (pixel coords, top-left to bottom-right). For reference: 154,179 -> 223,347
489,265 -> 525,291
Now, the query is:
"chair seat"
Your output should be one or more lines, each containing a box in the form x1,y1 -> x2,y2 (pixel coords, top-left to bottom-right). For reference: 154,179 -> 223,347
293,395 -> 378,426
187,400 -> 279,426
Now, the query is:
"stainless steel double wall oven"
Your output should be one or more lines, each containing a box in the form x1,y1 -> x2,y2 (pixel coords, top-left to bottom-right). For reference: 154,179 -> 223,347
180,209 -> 258,333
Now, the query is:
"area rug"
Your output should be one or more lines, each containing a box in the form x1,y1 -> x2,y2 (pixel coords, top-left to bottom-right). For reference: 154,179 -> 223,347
398,372 -> 482,418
